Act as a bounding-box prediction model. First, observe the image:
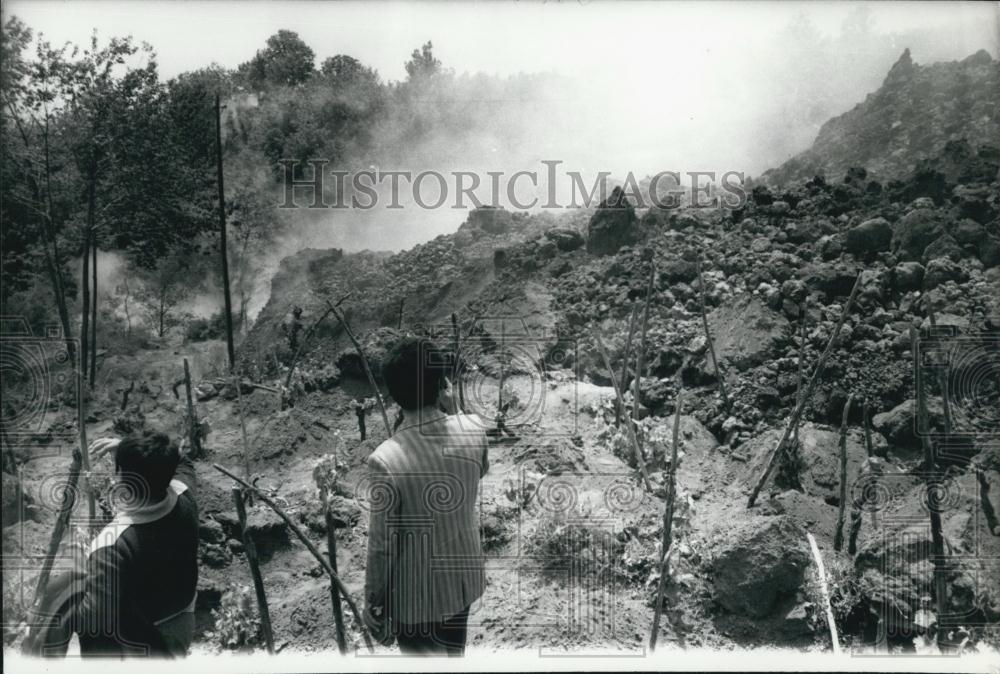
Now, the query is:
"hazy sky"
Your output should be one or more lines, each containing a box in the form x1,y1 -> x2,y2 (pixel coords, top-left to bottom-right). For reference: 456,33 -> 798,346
5,1 -> 997,258
7,1 -> 995,176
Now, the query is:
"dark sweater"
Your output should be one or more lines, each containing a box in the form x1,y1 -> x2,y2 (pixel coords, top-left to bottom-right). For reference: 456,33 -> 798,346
77,457 -> 198,657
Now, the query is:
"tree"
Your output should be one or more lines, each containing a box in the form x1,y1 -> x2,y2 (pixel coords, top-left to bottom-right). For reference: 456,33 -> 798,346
1,17 -> 81,367
133,253 -> 194,338
320,55 -> 378,89
242,30 -> 314,89
404,41 -> 441,82
226,186 -> 271,337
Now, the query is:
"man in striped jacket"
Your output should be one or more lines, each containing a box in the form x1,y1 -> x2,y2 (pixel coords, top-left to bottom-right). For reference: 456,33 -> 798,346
364,337 -> 488,656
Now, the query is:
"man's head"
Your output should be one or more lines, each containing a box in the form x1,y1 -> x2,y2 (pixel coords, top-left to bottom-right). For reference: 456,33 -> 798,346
114,430 -> 180,502
382,337 -> 450,412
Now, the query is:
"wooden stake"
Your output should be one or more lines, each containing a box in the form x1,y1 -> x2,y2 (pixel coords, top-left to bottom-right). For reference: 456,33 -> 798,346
31,449 -> 82,613
911,327 -> 947,649
77,366 -> 95,522
232,487 -> 275,654
213,463 -> 375,652
595,333 -> 653,491
497,321 -> 506,425
233,373 -> 253,481
90,230 -> 97,388
632,259 -> 656,423
807,532 -> 841,654
697,259 -> 732,415
747,273 -> 863,508
451,313 -> 465,412
322,487 -> 348,654
793,304 -> 807,445
183,359 -> 201,457
833,393 -> 855,551
617,304 -> 640,426
215,93 -> 236,371
650,391 -> 684,650
330,303 -> 391,435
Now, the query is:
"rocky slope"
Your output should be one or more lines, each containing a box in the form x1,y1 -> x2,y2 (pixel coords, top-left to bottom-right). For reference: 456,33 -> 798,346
764,49 -> 999,186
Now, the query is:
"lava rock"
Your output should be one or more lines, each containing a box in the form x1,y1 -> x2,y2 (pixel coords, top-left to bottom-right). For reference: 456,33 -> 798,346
586,186 -> 638,256
891,209 -> 945,261
243,506 -> 291,559
712,516 -> 810,617
544,228 -> 585,252
845,217 -> 892,256
699,295 -> 789,376
872,398 -> 945,449
922,234 -> 963,263
199,518 -> 226,544
923,257 -> 968,289
891,261 -> 925,291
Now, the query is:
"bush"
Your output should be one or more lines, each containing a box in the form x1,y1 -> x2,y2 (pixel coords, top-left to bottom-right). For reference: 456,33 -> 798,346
205,584 -> 262,650
523,503 -> 624,579
185,311 -> 237,342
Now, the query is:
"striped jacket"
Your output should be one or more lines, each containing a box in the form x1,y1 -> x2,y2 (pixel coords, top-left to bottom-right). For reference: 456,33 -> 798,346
364,411 -> 488,625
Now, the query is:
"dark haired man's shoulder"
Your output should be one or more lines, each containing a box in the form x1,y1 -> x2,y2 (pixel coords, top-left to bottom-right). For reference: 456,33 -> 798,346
366,437 -> 403,468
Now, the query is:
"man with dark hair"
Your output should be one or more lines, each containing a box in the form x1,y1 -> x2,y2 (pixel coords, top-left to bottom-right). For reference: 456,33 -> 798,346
76,429 -> 198,657
364,337 -> 488,656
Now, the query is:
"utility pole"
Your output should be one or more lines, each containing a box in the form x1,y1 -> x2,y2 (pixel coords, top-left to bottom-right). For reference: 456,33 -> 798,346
215,93 -> 236,370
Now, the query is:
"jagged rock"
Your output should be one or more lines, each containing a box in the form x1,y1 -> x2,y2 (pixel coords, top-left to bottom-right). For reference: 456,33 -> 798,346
200,542 -> 232,568
698,295 -> 789,377
891,261 -> 925,291
817,235 -> 842,260
953,184 -> 997,224
891,209 -> 944,261
845,217 -> 892,256
660,259 -> 698,284
923,257 -> 968,289
872,398 -> 945,449
243,507 -> 290,559
466,205 -> 517,234
586,186 -> 638,256
199,518 -> 226,544
712,516 -> 810,617
921,234 -> 963,263
743,422 -> 867,501
953,219 -> 985,246
980,235 -> 1000,268
298,495 -> 362,534
544,228 -> 584,252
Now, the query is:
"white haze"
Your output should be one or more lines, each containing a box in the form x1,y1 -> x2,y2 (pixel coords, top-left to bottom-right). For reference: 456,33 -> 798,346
10,1 -> 998,319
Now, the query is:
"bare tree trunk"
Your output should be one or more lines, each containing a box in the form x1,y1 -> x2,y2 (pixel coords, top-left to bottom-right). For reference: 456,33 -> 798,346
216,93 -> 236,371
42,113 -> 75,369
80,227 -> 91,380
90,230 -> 98,387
